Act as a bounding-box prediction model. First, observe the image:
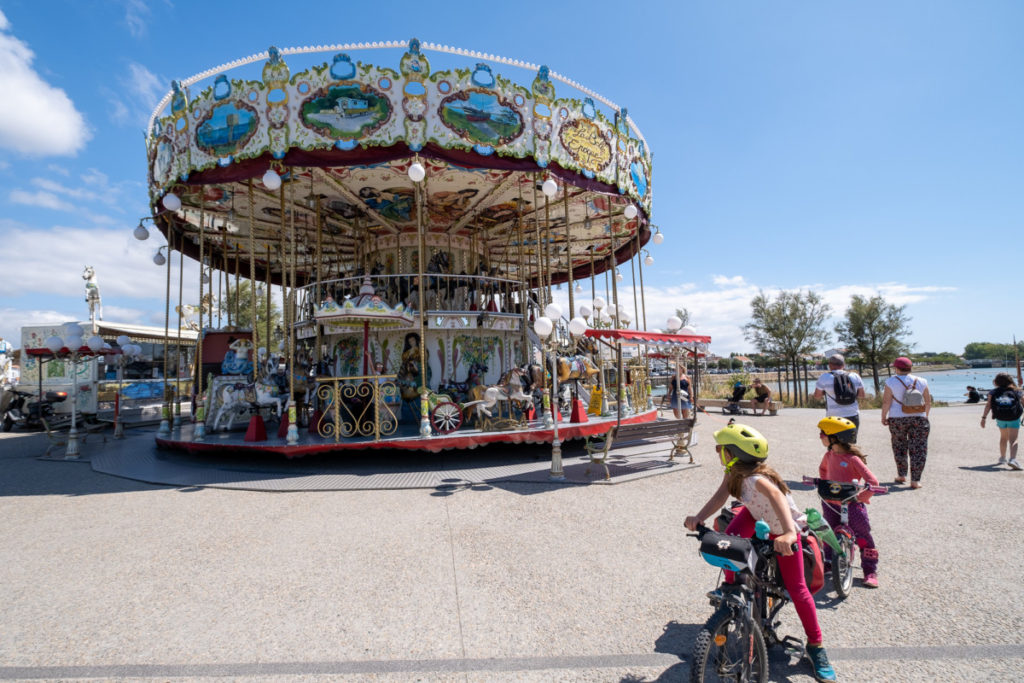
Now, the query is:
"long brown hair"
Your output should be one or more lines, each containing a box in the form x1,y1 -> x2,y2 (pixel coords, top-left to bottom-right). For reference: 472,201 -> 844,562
726,460 -> 790,499
994,372 -> 1018,391
830,441 -> 868,464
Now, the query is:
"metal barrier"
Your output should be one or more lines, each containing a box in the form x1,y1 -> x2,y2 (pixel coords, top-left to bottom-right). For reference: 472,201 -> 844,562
315,375 -> 400,441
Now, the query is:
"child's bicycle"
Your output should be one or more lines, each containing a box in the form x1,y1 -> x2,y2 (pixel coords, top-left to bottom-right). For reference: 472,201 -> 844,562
802,476 -> 888,598
687,520 -> 803,682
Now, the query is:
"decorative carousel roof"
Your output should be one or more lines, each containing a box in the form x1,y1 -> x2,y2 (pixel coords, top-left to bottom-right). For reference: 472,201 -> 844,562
146,39 -> 654,288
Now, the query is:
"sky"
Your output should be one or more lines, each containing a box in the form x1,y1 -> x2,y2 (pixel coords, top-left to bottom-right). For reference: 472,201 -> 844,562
0,0 -> 1020,355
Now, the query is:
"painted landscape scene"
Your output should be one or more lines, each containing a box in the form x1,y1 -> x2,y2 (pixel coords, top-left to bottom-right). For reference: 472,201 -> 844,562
440,91 -> 522,146
301,85 -> 391,139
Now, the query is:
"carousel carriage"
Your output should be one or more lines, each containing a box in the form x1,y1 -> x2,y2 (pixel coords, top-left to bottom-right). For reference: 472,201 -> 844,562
141,39 -> 708,454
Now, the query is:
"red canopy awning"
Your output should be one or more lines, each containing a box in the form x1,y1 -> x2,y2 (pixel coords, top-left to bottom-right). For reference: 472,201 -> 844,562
583,328 -> 711,346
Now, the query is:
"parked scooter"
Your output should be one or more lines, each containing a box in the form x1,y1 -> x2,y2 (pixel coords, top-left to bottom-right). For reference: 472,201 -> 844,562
0,386 -> 69,431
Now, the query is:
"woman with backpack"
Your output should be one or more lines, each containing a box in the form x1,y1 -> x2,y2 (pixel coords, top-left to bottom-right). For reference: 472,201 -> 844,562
881,357 -> 932,489
981,372 -> 1023,470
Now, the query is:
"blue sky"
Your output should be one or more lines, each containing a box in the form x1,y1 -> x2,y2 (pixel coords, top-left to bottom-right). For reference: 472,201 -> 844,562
0,0 -> 1020,355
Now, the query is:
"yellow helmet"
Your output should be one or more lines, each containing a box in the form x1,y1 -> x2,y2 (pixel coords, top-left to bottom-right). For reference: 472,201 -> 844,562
713,423 -> 768,470
818,416 -> 857,444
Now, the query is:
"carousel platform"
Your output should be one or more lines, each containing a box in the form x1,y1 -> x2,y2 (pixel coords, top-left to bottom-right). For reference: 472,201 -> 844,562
91,409 -> 701,491
153,407 -> 659,456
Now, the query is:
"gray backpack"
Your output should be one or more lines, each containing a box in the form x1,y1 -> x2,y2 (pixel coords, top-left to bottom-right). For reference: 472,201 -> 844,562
895,377 -> 926,414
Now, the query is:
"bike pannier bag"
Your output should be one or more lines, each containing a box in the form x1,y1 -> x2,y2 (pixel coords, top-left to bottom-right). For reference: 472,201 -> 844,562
699,531 -> 758,573
802,532 -> 825,595
831,372 -> 857,406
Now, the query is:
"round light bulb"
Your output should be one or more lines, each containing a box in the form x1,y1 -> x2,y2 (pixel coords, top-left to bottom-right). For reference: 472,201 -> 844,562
541,178 -> 558,197
624,204 -> 638,220
533,316 -> 553,338
66,335 -> 83,351
87,335 -> 105,352
153,251 -> 166,266
652,231 -> 664,245
162,193 -> 181,212
579,304 -> 592,319
408,161 -> 426,182
116,335 -> 131,347
681,325 -> 697,335
644,254 -> 654,266
574,283 -> 583,296
593,296 -> 606,310
262,169 -> 282,191
615,270 -> 624,282
568,317 -> 587,336
134,223 -> 150,240
620,311 -> 632,325
62,322 -> 83,338
45,336 -> 64,354
544,302 -> 563,320
666,316 -> 682,332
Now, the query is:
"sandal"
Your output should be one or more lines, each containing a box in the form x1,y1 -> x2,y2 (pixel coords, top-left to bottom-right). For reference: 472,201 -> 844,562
894,477 -> 906,484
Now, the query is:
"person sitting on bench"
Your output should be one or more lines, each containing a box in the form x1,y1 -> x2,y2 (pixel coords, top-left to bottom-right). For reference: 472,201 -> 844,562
751,378 -> 772,416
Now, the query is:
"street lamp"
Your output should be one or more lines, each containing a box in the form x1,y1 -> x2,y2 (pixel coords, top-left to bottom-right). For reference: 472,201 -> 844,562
534,311 -> 578,482
45,323 -> 88,459
108,336 -> 142,438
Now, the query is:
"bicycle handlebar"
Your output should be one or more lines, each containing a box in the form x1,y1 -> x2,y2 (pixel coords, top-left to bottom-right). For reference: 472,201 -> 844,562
688,522 -> 797,555
802,475 -> 888,495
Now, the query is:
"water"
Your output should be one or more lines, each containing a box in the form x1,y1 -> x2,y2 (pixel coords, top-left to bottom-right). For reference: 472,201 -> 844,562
756,367 -> 1020,404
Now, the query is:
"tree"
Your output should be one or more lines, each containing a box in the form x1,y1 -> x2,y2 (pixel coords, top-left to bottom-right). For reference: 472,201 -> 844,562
834,295 -> 911,395
744,290 -> 831,406
220,281 -> 283,354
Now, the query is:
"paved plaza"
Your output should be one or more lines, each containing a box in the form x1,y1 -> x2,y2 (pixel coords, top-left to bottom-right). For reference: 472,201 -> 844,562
1,404 -> 1022,681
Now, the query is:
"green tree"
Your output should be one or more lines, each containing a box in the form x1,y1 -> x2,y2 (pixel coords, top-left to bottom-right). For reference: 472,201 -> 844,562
834,295 -> 912,395
964,341 -> 1024,361
744,290 -> 831,406
220,281 -> 283,354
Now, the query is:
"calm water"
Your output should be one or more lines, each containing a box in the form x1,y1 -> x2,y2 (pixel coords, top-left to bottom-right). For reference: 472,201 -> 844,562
757,366 -> 1019,404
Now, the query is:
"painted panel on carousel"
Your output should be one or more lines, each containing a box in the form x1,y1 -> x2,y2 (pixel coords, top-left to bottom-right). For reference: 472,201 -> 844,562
559,116 -> 612,175
300,84 -> 392,140
439,90 -> 524,147
195,101 -> 259,157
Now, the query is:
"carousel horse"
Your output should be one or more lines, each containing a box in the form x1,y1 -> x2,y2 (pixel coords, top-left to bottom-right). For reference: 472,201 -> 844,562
438,362 -> 488,404
556,354 -> 600,383
210,354 -> 288,431
82,266 -> 103,322
424,251 -> 452,308
463,367 -> 535,425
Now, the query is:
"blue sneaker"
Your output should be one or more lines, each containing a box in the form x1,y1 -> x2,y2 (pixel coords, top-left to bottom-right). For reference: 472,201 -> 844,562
806,644 -> 836,682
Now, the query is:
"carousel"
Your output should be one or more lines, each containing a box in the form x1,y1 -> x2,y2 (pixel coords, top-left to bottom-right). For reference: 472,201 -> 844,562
142,39 -> 710,462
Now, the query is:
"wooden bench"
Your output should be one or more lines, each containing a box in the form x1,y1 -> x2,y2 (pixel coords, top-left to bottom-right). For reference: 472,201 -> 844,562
584,418 -> 697,480
698,398 -> 782,416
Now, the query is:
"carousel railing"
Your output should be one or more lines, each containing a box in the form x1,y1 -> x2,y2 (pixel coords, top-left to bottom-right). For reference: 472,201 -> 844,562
314,374 -> 400,442
299,273 -> 526,318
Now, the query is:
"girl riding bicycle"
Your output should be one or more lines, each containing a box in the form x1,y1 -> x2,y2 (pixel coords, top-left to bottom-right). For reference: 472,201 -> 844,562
684,423 -> 837,682
818,416 -> 880,588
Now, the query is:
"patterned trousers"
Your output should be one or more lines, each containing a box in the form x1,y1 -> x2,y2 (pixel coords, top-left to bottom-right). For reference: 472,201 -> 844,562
887,416 -> 930,482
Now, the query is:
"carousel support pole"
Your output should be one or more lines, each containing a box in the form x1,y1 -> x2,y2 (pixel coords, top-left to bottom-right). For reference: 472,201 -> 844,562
413,164 -> 431,437
635,229 -> 652,409
517,183 -> 529,366
532,174 -> 544,310
564,188 -> 574,319
158,219 -> 172,437
174,229 -> 185,429
193,194 -> 207,441
247,178 -> 258,377
610,233 -> 620,329
285,176 -> 299,445
65,349 -> 81,459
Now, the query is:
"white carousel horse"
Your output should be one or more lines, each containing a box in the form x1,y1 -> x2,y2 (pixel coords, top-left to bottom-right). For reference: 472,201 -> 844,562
468,367 -> 535,423
210,354 -> 288,431
82,266 -> 102,322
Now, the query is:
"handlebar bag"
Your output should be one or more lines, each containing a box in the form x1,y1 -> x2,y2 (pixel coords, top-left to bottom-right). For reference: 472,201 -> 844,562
802,532 -> 825,595
713,502 -> 745,532
816,480 -> 859,502
699,531 -> 758,573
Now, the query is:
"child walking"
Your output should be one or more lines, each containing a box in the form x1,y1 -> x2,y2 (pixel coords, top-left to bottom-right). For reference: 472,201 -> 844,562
684,423 -> 837,683
818,417 -> 880,588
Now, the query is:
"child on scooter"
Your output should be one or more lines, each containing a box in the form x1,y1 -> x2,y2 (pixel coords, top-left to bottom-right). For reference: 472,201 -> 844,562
817,416 -> 880,588
684,423 -> 837,683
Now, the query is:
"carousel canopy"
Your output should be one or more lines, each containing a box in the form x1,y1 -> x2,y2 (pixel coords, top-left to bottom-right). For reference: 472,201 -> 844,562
584,328 -> 712,347
145,40 -> 653,290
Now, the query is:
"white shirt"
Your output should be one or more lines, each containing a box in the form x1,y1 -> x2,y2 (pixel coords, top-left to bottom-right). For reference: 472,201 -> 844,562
815,369 -> 864,417
740,475 -> 807,535
886,373 -> 928,418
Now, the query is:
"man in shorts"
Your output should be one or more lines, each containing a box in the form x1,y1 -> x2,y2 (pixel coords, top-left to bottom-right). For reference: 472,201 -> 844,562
813,353 -> 866,441
751,377 -> 772,416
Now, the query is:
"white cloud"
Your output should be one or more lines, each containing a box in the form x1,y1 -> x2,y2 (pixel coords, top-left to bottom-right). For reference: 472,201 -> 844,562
712,275 -> 746,287
123,0 -> 151,38
46,163 -> 69,176
0,307 -> 79,348
110,62 -> 164,128
0,10 -> 8,31
10,189 -> 75,211
0,17 -> 90,156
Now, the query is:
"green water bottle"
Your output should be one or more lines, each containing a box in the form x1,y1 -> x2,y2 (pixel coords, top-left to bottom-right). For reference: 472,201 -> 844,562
805,507 -> 844,556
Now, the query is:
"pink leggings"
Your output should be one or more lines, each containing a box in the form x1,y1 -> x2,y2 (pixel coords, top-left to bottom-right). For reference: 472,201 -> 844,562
724,507 -> 822,644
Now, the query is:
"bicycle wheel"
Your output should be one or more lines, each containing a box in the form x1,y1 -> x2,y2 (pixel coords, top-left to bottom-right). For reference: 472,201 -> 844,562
690,606 -> 769,682
832,532 -> 855,598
